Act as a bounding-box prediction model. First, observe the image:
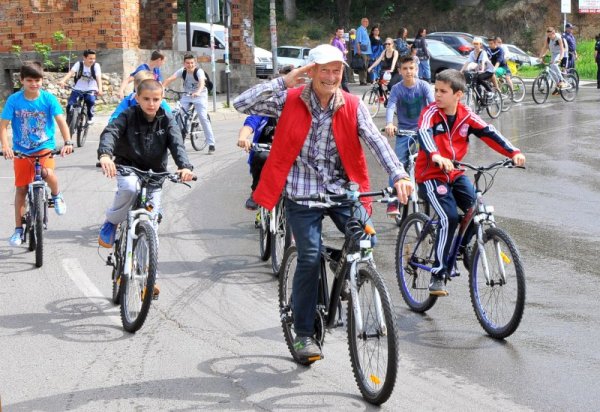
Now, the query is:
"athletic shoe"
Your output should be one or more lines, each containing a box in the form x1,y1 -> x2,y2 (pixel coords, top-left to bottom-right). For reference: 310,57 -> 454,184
52,193 -> 67,215
558,81 -> 568,89
208,145 -> 215,154
245,197 -> 258,210
9,228 -> 24,246
429,277 -> 448,296
552,88 -> 560,96
87,117 -> 95,125
386,202 -> 400,217
293,336 -> 322,359
98,221 -> 116,248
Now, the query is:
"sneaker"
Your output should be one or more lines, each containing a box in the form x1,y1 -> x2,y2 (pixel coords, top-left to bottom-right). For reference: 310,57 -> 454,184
386,202 -> 400,217
52,193 -> 67,215
293,336 -> 322,359
98,221 -> 117,248
87,117 -> 94,125
208,145 -> 215,154
429,276 -> 448,297
486,91 -> 495,99
552,88 -> 560,96
245,196 -> 258,211
9,228 -> 24,246
558,81 -> 568,89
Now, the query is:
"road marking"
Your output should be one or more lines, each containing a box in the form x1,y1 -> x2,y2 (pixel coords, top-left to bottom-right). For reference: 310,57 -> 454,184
62,257 -> 121,326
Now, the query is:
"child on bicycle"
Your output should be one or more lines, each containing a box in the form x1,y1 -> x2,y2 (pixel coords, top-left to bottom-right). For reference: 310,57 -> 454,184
109,70 -> 171,123
384,55 -> 434,217
416,69 -> 526,296
58,49 -> 103,124
0,61 -> 73,246
162,53 -> 216,153
97,79 -> 194,251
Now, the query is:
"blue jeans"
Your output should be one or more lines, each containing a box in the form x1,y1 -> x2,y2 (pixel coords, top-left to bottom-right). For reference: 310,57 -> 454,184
418,59 -> 431,82
388,134 -> 411,187
67,90 -> 96,119
418,175 -> 476,277
285,198 -> 372,337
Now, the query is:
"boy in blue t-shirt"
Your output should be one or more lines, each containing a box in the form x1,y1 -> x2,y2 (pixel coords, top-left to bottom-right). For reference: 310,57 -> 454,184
109,70 -> 171,123
384,56 -> 434,217
0,62 -> 73,246
117,50 -> 165,100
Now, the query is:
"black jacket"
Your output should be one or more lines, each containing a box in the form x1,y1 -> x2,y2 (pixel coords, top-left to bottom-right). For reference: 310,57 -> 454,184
97,106 -> 193,172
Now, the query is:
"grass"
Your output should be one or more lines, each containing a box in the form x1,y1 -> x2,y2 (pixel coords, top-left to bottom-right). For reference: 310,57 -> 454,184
515,39 -> 597,80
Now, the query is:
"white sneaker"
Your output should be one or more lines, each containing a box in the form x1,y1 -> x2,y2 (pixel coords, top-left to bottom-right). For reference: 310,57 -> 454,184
9,229 -> 24,246
53,193 -> 67,216
87,117 -> 95,125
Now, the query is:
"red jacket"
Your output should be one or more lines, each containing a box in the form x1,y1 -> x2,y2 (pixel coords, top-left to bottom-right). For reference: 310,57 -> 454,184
415,102 -> 521,184
253,86 -> 372,212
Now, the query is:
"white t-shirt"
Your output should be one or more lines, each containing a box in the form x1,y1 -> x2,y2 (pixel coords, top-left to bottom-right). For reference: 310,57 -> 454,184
548,33 -> 564,58
71,61 -> 101,91
174,67 -> 206,95
468,50 -> 495,73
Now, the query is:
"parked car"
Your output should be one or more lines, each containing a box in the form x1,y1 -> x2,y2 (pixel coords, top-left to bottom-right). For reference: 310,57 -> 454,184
255,47 -> 274,78
504,44 -> 541,66
276,46 -> 311,68
427,32 -> 477,55
173,22 -> 226,60
408,39 -> 468,78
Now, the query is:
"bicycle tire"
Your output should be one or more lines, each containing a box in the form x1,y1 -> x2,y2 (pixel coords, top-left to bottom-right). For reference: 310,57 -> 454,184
499,83 -> 512,112
566,68 -> 579,86
469,227 -> 525,339
560,74 -> 578,102
120,220 -> 157,333
258,207 -> 271,261
111,224 -> 126,305
510,76 -> 526,103
68,107 -> 80,137
33,187 -> 45,268
531,76 -> 549,104
347,263 -> 399,405
270,199 -> 290,276
279,246 -> 317,366
395,213 -> 438,312
362,88 -> 381,118
394,198 -> 430,227
189,114 -> 207,151
25,203 -> 35,252
76,112 -> 88,147
485,89 -> 502,119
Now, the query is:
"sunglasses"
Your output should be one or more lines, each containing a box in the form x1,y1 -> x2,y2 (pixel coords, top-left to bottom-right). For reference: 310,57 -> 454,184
547,30 -> 554,33
385,43 -> 392,45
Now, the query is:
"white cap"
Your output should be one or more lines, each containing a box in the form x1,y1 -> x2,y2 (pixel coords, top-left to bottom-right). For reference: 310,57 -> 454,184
308,44 -> 348,66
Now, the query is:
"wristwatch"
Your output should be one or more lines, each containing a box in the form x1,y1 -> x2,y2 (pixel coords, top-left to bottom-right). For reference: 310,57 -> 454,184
64,140 -> 73,146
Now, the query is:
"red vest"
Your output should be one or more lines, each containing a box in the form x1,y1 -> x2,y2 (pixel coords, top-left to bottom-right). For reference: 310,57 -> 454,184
253,86 -> 372,212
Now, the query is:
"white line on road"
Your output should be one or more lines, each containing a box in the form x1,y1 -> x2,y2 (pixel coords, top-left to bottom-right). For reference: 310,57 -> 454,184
62,257 -> 121,326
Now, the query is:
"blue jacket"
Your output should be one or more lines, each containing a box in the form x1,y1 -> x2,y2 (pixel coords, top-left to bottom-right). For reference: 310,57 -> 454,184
244,115 -> 276,166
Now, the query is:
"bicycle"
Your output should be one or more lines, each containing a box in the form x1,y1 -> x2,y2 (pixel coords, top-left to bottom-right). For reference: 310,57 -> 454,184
251,143 -> 292,275
395,158 -> 526,339
361,79 -> 389,118
391,130 -> 430,227
497,73 -> 526,104
531,64 -> 578,104
464,71 -> 503,119
1,150 -> 62,268
165,89 -> 209,151
100,164 -> 196,332
279,184 -> 399,404
65,88 -> 96,148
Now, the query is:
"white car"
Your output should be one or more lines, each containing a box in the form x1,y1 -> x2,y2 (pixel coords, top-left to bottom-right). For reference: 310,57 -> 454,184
276,46 -> 311,68
505,44 -> 542,66
255,47 -> 274,78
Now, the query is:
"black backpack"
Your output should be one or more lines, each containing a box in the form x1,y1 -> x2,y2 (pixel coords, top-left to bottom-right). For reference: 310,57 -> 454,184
182,67 -> 214,93
74,61 -> 97,83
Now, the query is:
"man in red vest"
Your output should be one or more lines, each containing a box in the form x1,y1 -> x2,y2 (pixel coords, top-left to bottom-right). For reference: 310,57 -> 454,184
234,44 -> 413,361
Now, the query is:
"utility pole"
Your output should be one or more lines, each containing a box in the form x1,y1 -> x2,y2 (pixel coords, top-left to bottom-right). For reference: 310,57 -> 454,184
270,0 -> 278,77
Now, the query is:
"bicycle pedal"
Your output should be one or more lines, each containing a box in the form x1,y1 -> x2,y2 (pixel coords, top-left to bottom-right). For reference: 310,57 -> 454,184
307,354 -> 323,362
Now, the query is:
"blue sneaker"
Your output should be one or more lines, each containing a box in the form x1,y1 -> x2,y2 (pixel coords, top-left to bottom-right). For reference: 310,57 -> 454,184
52,193 -> 67,216
9,228 -> 24,246
98,221 -> 117,248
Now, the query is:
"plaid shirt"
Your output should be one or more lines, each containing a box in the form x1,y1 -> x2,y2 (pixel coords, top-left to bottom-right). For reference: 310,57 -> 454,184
233,77 -> 407,204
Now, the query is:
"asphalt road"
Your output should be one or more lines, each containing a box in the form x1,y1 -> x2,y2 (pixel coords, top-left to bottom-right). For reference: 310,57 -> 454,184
0,83 -> 599,411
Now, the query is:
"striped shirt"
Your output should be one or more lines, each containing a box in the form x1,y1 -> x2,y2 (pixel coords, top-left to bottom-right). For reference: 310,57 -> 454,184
233,77 -> 407,204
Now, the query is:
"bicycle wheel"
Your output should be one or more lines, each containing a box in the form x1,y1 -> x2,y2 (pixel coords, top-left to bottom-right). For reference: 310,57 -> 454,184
485,89 -> 502,119
111,224 -> 127,305
499,83 -> 512,112
531,76 -> 549,104
120,221 -> 158,333
258,207 -> 271,261
270,199 -> 290,276
362,88 -> 381,118
395,213 -> 437,312
189,113 -> 208,151
560,74 -> 578,102
279,246 -> 317,366
32,187 -> 45,268
510,76 -> 526,103
469,227 -> 525,339
347,263 -> 399,405
68,107 -> 80,137
76,112 -> 89,147
566,68 -> 579,86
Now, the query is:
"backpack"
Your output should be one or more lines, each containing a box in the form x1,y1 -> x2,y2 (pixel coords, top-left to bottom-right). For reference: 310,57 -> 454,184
182,67 -> 214,93
74,61 -> 97,83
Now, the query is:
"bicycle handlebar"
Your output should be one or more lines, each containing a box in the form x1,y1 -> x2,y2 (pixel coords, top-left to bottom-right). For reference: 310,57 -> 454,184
165,89 -> 193,98
250,143 -> 271,152
292,187 -> 395,203
1,149 -> 63,158
95,163 -> 197,182
453,158 -> 525,172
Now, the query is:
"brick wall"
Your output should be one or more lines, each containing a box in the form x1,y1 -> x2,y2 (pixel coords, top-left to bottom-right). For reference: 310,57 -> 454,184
230,0 -> 255,66
139,0 -> 178,50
